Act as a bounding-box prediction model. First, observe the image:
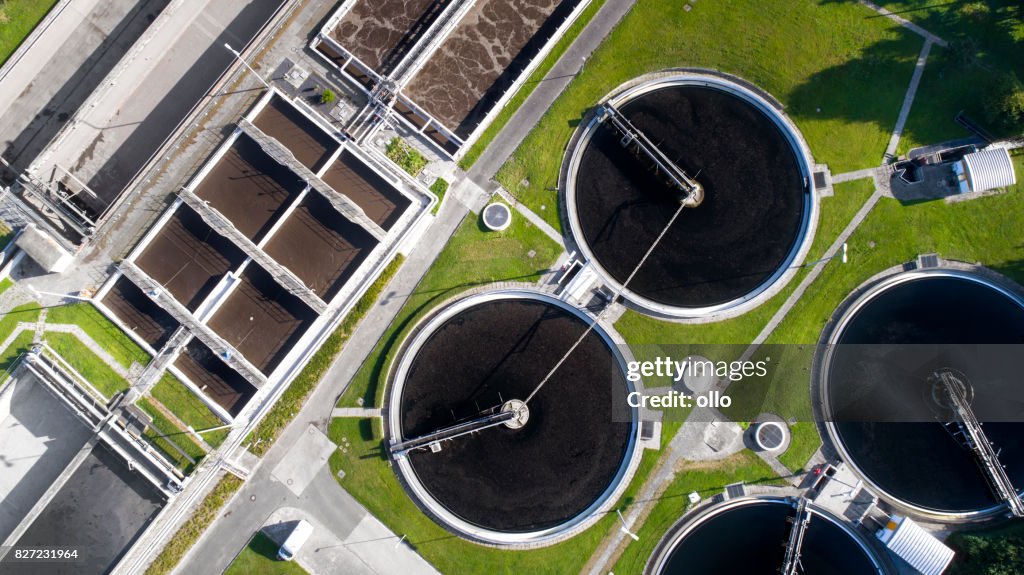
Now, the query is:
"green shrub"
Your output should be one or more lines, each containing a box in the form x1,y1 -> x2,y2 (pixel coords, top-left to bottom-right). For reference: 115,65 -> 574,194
958,2 -> 990,21
429,177 -> 449,215
320,88 -> 336,105
385,137 -> 428,177
947,520 -> 1024,575
984,73 -> 1024,132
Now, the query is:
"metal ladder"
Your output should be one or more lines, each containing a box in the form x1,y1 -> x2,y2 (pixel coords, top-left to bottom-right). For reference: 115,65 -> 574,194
780,498 -> 811,575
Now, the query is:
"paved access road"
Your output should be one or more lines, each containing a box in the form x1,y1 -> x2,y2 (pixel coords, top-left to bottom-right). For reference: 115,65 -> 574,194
177,1 -> 639,573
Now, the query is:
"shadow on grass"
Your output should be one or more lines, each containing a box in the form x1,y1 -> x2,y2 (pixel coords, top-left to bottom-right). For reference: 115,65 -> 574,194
989,257 -> 1024,287
247,532 -> 280,561
356,270 -> 554,408
788,34 -> 922,132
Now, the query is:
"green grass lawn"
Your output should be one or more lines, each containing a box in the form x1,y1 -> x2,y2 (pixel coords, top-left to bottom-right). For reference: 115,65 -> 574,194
458,0 -> 608,169
150,374 -> 229,447
496,0 -> 921,232
46,303 -> 151,369
328,417 -> 660,574
0,330 -> 35,385
0,278 -> 13,297
868,0 -> 1024,153
137,397 -> 206,475
44,332 -> 129,399
777,421 -> 822,472
609,450 -> 785,574
224,532 -> 308,575
0,302 -> 40,343
0,0 -> 58,66
338,212 -> 562,409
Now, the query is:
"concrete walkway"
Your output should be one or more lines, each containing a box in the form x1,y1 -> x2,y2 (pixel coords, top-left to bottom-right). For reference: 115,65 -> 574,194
331,407 -> 381,418
885,39 -> 934,158
745,189 -> 884,353
832,166 -> 883,184
494,186 -> 564,247
858,0 -> 948,46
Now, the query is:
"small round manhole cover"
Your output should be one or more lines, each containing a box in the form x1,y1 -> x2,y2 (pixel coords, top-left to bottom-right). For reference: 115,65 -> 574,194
755,421 -> 787,451
482,203 -> 512,231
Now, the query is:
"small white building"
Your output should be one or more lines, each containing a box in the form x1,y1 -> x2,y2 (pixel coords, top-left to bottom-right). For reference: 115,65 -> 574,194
954,147 -> 1017,194
876,515 -> 954,575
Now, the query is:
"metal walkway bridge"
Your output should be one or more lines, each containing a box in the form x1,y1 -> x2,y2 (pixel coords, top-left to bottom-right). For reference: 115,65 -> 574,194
780,497 -> 811,575
596,103 -> 704,207
937,370 -> 1024,517
390,408 -> 516,458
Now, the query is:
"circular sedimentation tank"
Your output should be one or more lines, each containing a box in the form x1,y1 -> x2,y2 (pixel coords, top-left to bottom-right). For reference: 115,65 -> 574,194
647,497 -> 888,574
818,268 -> 1024,518
386,289 -> 640,545
564,72 -> 816,319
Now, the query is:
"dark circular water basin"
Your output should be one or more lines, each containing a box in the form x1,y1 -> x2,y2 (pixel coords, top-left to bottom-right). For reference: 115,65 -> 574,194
566,75 -> 813,317
822,270 -> 1024,515
387,291 -> 638,544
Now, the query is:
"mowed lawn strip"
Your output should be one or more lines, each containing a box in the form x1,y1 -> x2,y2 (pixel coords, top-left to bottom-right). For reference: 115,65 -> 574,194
46,303 -> 151,369
137,397 -> 207,475
338,212 -> 562,409
496,0 -> 921,232
0,302 -> 40,343
145,474 -> 244,575
0,0 -> 59,66
0,331 -> 36,385
328,417 -> 660,574
150,373 -> 229,447
44,331 -> 130,399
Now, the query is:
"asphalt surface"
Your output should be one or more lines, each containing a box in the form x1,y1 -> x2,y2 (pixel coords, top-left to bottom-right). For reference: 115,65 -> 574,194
177,0 -> 639,571
3,444 -> 164,575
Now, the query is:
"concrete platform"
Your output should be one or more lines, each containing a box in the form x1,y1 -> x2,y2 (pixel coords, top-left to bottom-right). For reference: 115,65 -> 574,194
271,424 -> 336,497
31,0 -> 288,213
0,373 -> 91,542
263,506 -> 439,575
0,0 -> 168,179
